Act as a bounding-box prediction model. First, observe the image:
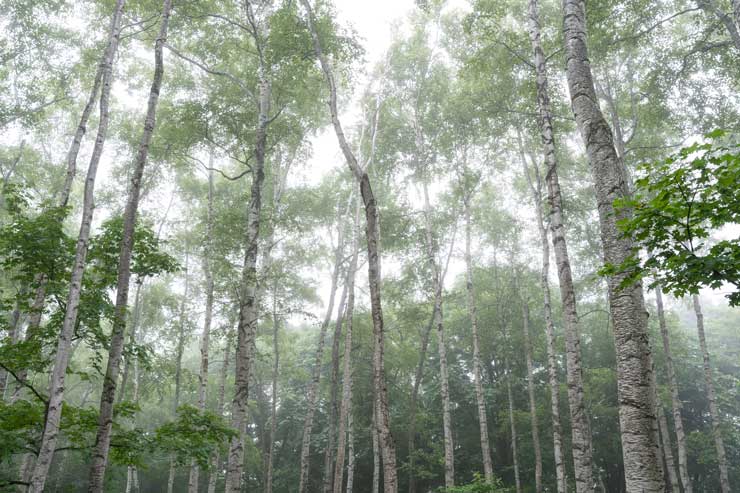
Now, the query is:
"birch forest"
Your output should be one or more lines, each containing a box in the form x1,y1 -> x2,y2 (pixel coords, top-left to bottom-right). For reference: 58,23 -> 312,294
2,0 -> 740,492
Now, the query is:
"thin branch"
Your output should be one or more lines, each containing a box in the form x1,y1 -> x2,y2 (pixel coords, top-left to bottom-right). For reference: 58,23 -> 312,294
182,153 -> 252,181
613,8 -> 701,44
164,43 -> 256,101
0,362 -> 48,405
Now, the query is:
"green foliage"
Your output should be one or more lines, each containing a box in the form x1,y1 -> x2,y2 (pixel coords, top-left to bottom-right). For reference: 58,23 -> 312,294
440,473 -> 508,493
611,131 -> 740,305
154,404 -> 236,469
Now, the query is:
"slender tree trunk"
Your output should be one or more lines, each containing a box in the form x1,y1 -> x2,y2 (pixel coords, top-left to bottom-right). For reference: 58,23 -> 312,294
346,373 -> 355,493
372,405 -> 380,493
529,2 -> 596,489
333,202 -> 360,493
0,298 -> 22,399
303,2 -> 398,490
298,207 -> 346,493
118,280 -> 144,404
563,1 -> 664,489
657,402 -> 680,492
27,3 -> 126,490
224,7 -> 271,488
208,334 -> 232,493
656,286 -> 692,493
420,180 -> 454,488
87,4 -> 171,488
693,295 -> 730,493
407,315 -> 434,493
520,156 -> 567,493
521,302 -> 542,493
126,343 -> 142,493
462,195 -> 495,484
505,357 -> 522,493
324,283 -> 349,493
189,167 -> 216,493
264,291 -> 280,493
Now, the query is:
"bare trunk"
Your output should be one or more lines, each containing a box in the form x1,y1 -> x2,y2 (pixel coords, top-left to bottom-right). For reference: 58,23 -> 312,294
302,1 -> 398,490
346,374 -> 355,493
372,405 -> 380,493
264,292 -> 280,493
297,209 -> 346,493
520,154 -> 567,493
420,180 -> 454,488
530,1 -> 596,489
462,196 -> 494,484
407,315 -> 434,493
333,202 -> 360,493
656,286 -> 692,493
189,166 -> 216,493
224,6 -> 270,486
505,358 -> 521,493
693,295 -> 730,493
657,402 -> 680,492
87,4 -> 171,488
118,280 -> 144,404
168,246 -> 190,493
521,302 -> 542,493
126,353 -> 142,493
27,2 -> 126,490
323,283 -> 349,493
208,334 -> 233,493
563,1 -> 663,489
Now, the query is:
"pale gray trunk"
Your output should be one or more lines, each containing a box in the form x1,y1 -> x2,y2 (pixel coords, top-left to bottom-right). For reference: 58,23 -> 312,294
323,283 -> 349,493
421,180 -> 454,488
656,286 -> 692,493
372,405 -> 380,493
520,150 -> 567,493
189,166 -> 216,493
298,208 -> 346,493
208,334 -> 232,493
333,202 -> 360,493
264,292 -> 280,493
408,315 -> 434,493
506,358 -> 521,493
125,355 -> 142,493
522,302 -> 542,493
530,1 -> 595,488
346,374 -> 355,493
87,3 -> 171,488
224,5 -> 270,487
168,246 -> 190,493
693,295 -> 730,493
563,1 -> 664,489
303,1 -> 398,490
118,280 -> 144,404
657,402 -> 680,492
27,2 -> 126,490
462,196 -> 494,484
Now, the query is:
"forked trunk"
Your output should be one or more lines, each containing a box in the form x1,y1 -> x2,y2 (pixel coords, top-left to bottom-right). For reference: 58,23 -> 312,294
27,2 -> 126,490
563,1 -> 664,489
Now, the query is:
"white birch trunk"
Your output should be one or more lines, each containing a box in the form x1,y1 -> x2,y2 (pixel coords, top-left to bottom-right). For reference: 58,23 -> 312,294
27,2 -> 126,490
693,295 -> 730,493
563,1 -> 664,489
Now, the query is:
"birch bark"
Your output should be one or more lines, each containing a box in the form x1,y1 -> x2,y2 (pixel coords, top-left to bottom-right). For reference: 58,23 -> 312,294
656,286 -> 692,493
693,295 -> 730,493
87,4 -> 172,489
302,1 -> 398,490
505,356 -> 521,493
520,152 -> 567,493
522,302 -> 542,493
224,4 -> 271,488
563,1 -> 664,489
462,192 -> 494,484
27,2 -> 126,490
